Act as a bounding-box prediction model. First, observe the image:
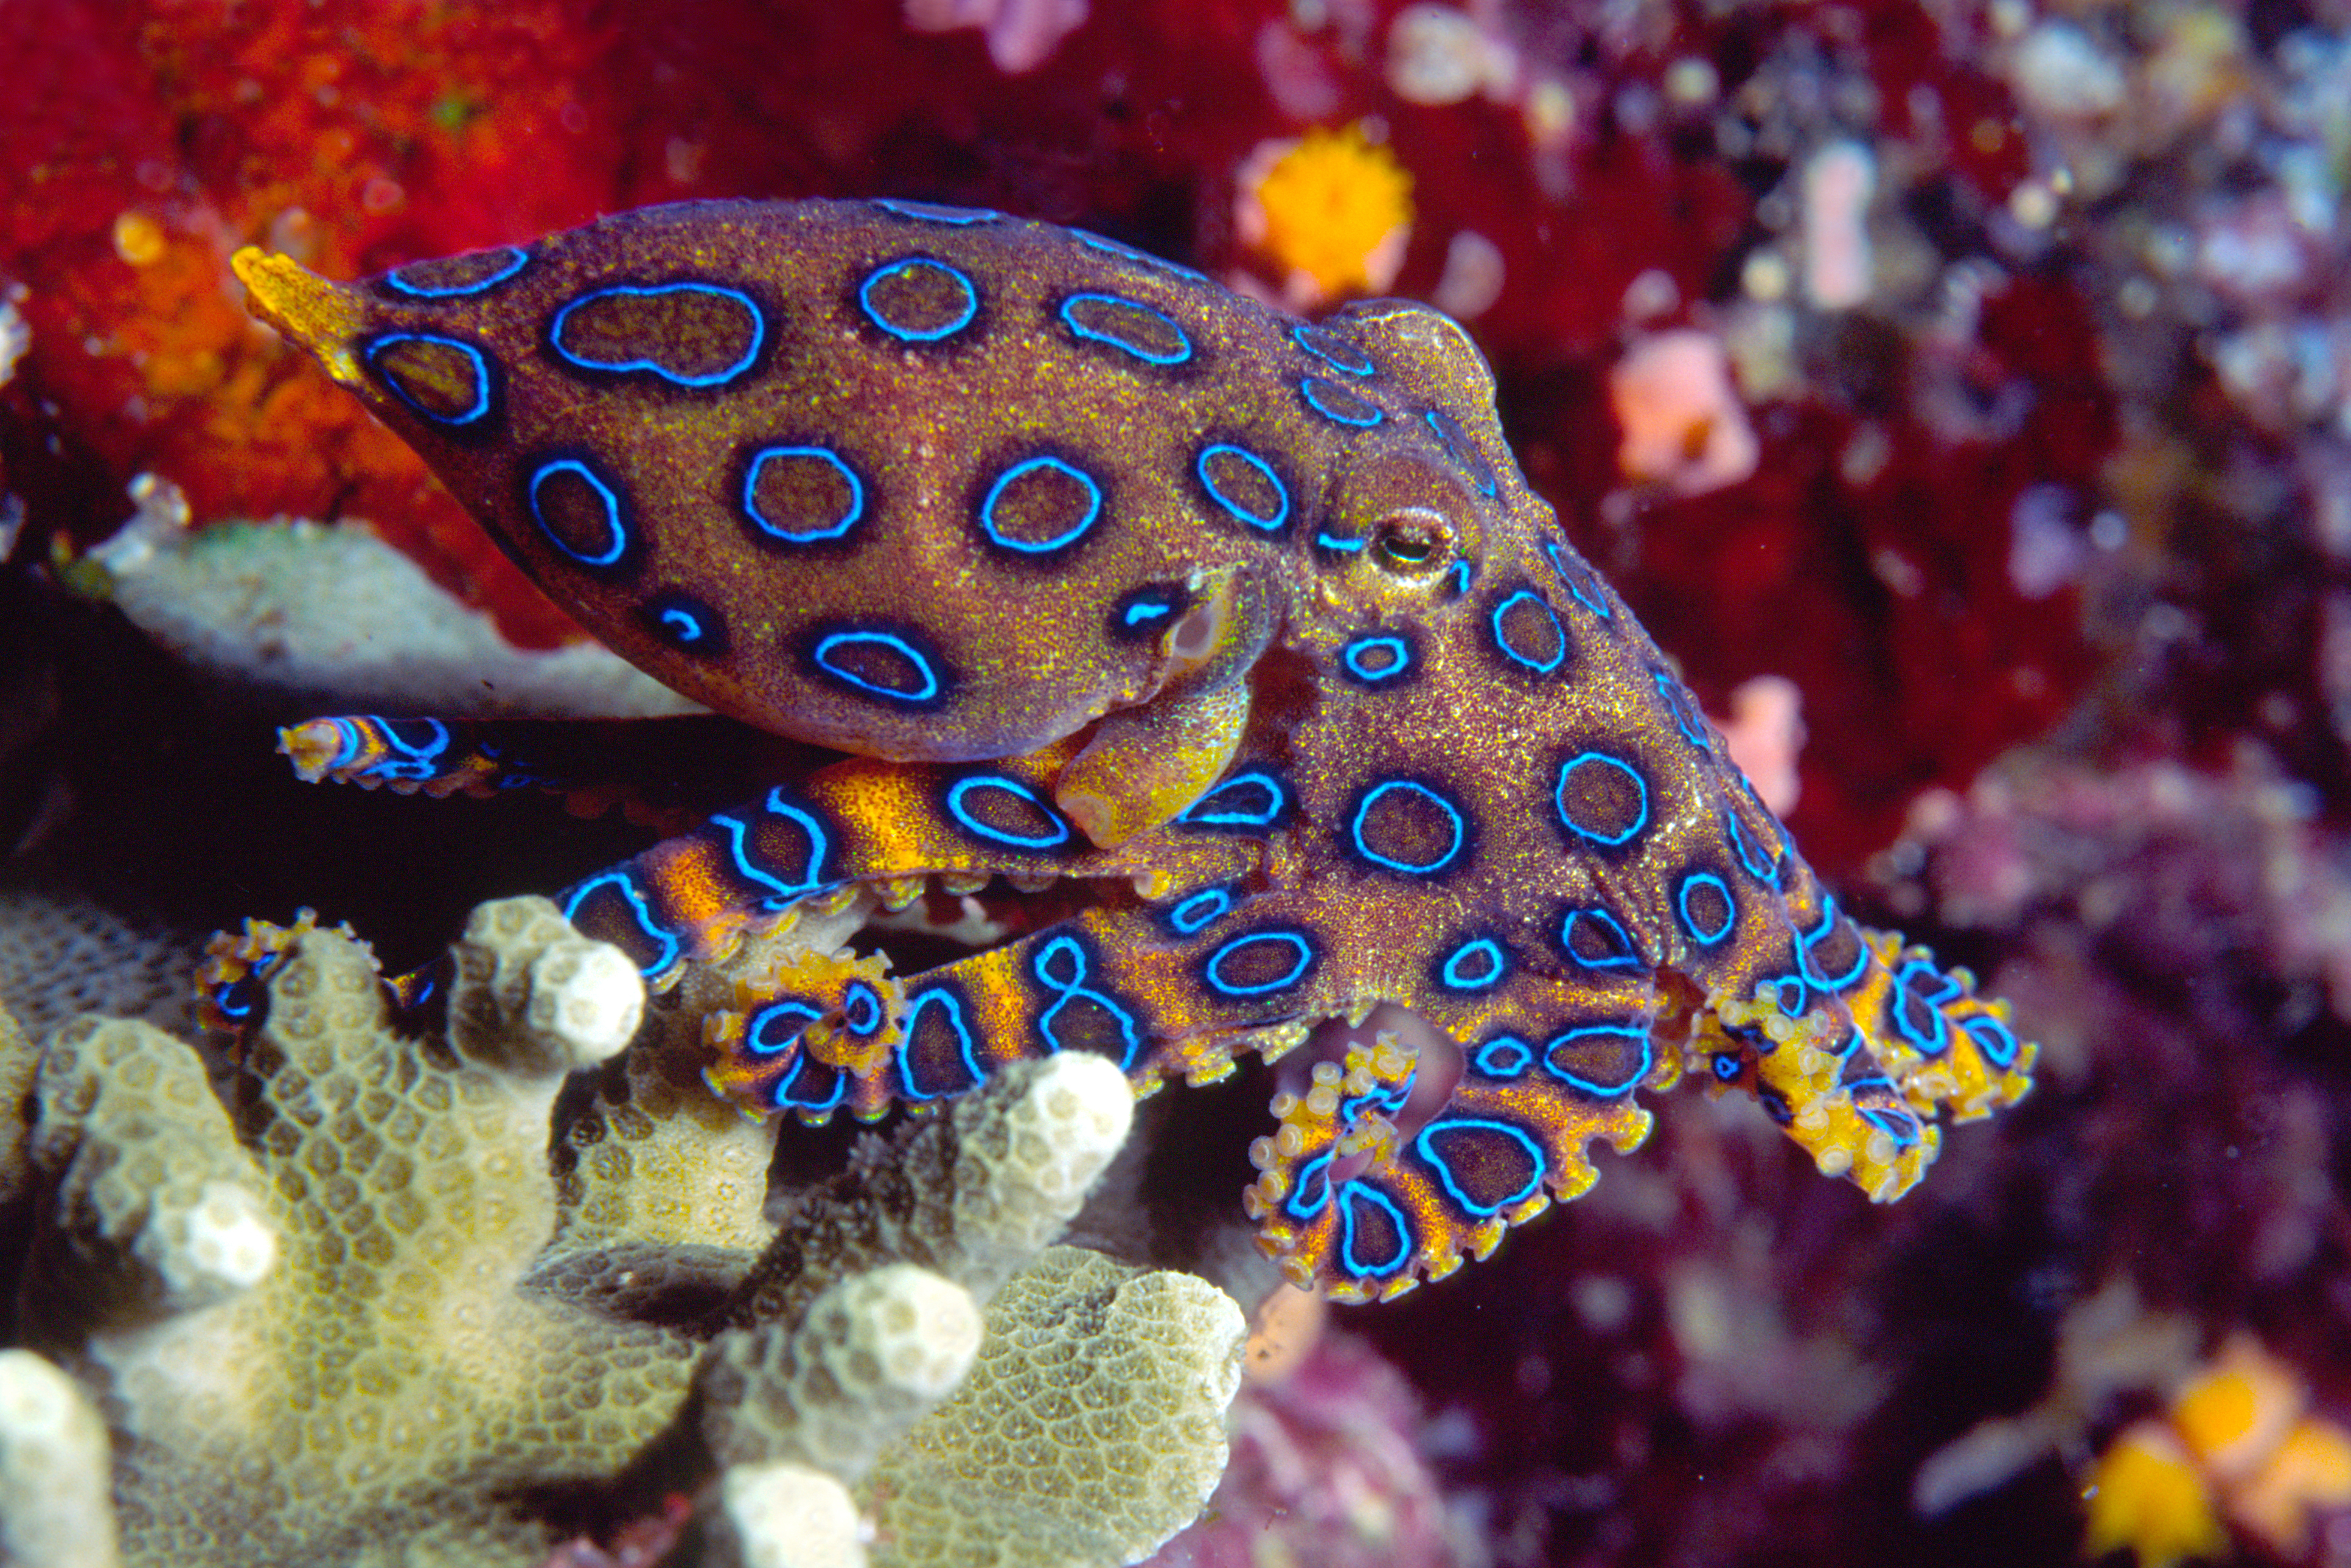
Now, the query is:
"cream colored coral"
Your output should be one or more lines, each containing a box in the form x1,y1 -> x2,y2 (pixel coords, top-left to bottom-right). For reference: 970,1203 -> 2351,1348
720,1460 -> 866,1568
702,1263 -> 981,1472
0,1349 -> 119,1568
862,1246 -> 1246,1568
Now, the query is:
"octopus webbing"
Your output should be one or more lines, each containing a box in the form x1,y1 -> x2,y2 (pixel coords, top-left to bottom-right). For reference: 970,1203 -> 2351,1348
229,198 -> 2033,1302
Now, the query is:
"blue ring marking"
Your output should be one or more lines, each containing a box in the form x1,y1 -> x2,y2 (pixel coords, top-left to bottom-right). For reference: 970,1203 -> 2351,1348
811,629 -> 943,703
1853,1092 -> 1925,1148
1676,872 -> 1736,946
1898,956 -> 1962,1007
1168,887 -> 1232,935
561,869 -> 680,978
742,445 -> 865,543
1888,960 -> 1956,1054
1177,770 -> 1287,829
1341,634 -> 1412,684
1286,1152 -> 1334,1221
1447,560 -> 1474,598
1073,229 -> 1210,282
872,198 -> 1001,225
363,334 -> 492,425
841,980 -> 885,1039
366,717 -> 452,782
1797,897 -> 1871,992
1120,591 -> 1177,629
661,605 -> 706,643
384,246 -> 529,298
325,718 -> 368,771
945,774 -> 1072,850
1195,444 -> 1290,532
1558,907 -> 1643,970
857,258 -> 979,343
1540,1023 -> 1653,1098
1058,293 -> 1193,366
1711,1053 -> 1744,1083
1348,779 -> 1467,876
1203,930 -> 1315,998
1415,1118 -> 1547,1216
775,1054 -> 849,1116
1963,1014 -> 2021,1068
1316,531 -> 1367,554
1723,808 -> 1783,887
1293,322 -> 1376,377
978,456 -> 1103,554
709,790 -> 833,911
1542,538 -> 1614,620
1300,377 -> 1384,428
1769,974 -> 1808,1017
1553,751 -> 1650,848
1472,1035 -> 1534,1079
528,458 -> 629,568
1490,590 -> 1567,675
1424,409 -> 1497,497
1653,670 -> 1711,750
1339,1183 -> 1413,1280
895,987 -> 984,1101
641,590 -> 725,655
1031,935 -> 1143,1070
1340,1075 -> 1414,1127
1438,937 -> 1507,992
549,283 -> 765,386
746,999 -> 823,1057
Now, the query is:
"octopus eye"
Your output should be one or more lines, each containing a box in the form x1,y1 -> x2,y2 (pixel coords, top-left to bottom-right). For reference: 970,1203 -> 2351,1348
1371,509 -> 1451,575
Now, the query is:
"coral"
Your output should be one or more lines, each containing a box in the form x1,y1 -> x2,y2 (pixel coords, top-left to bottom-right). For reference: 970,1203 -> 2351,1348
85,476 -> 696,720
0,883 -> 205,1044
863,1246 -> 1244,1568
0,1348 -> 119,1568
4,892 -> 1244,1566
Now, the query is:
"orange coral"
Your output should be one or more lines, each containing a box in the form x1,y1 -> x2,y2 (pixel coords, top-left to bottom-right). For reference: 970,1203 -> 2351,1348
1237,124 -> 1414,308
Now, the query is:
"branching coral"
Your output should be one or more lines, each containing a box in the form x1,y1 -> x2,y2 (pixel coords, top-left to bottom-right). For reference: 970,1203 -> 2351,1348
0,894 -> 1247,1567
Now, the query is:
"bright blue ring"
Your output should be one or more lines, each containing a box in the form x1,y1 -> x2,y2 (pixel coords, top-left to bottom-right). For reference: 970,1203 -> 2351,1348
744,446 -> 864,543
385,246 -> 529,298
1339,1183 -> 1412,1280
364,333 -> 492,425
1472,1036 -> 1533,1078
1196,444 -> 1290,532
1179,770 -> 1286,828
872,198 -> 1000,225
658,605 -> 707,643
1032,936 -> 1143,1069
1342,635 -> 1411,683
946,775 -> 1071,849
841,981 -> 884,1039
1559,907 -> 1643,970
367,717 -> 450,781
1123,596 -> 1174,627
1073,230 -> 1209,282
1440,938 -> 1506,991
1889,986 -> 1951,1054
529,458 -> 627,568
549,283 -> 764,386
1169,888 -> 1231,934
775,1054 -> 849,1115
1286,1152 -> 1334,1220
896,988 -> 983,1101
1723,809 -> 1783,887
1059,293 -> 1193,366
1855,1097 -> 1924,1148
1544,540 -> 1612,619
1677,872 -> 1736,946
1963,1015 -> 2021,1068
1415,1118 -> 1546,1216
1300,377 -> 1384,428
1799,897 -> 1871,992
561,870 -> 679,978
1424,409 -> 1497,497
979,456 -> 1102,554
1541,1023 -> 1653,1098
1491,590 -> 1566,674
1316,532 -> 1367,553
1349,780 -> 1466,876
1447,560 -> 1473,597
1203,931 -> 1314,997
858,259 -> 978,343
747,1000 -> 823,1057
1553,751 -> 1649,848
1293,322 -> 1375,376
812,630 -> 942,703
